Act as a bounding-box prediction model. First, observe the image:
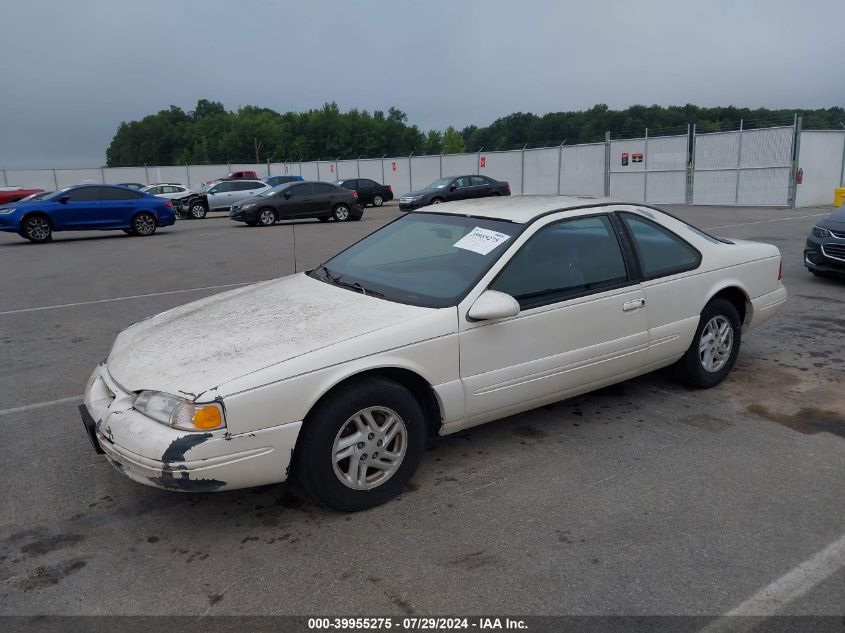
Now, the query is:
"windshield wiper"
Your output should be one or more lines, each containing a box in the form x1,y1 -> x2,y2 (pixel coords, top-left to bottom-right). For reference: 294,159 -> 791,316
314,264 -> 339,283
314,266 -> 384,298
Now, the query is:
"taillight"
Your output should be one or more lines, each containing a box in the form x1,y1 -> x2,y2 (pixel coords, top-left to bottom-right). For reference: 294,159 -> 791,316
778,260 -> 782,281
387,185 -> 392,193
352,191 -> 358,198
165,200 -> 173,207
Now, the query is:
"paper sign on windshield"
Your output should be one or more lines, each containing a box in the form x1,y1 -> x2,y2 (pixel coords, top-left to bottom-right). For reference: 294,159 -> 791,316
453,227 -> 511,255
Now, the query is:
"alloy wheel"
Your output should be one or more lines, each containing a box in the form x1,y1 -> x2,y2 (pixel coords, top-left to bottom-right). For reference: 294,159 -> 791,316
331,406 -> 407,490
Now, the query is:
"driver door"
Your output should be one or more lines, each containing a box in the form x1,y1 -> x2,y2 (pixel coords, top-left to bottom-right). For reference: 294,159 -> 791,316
206,181 -> 237,210
458,213 -> 649,426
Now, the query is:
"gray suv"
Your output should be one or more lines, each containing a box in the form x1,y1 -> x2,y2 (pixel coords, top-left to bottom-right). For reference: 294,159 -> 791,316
200,180 -> 270,210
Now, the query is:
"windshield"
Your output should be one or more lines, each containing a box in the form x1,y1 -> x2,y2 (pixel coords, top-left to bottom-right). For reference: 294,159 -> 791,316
426,177 -> 452,190
260,184 -> 291,197
196,183 -> 218,193
309,213 -> 521,308
42,188 -> 72,200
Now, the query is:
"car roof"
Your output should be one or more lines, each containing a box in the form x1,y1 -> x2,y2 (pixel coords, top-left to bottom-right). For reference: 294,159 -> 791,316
415,195 -> 618,224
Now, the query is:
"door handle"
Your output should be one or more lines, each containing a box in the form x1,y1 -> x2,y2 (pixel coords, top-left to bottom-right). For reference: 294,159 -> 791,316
622,298 -> 645,312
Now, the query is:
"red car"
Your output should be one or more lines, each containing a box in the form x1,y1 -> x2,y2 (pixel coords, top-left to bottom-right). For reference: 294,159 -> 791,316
0,187 -> 45,205
201,171 -> 259,187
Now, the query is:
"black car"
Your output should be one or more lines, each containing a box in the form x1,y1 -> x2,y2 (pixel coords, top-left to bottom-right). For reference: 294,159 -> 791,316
229,181 -> 363,226
805,206 -> 845,278
333,178 -> 393,207
398,175 -> 510,211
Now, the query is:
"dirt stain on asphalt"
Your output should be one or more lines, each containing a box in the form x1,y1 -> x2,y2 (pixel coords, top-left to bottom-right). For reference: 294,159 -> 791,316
747,404 -> 845,438
20,534 -> 84,558
446,549 -> 497,571
19,559 -> 87,591
681,414 -> 733,433
512,426 -> 547,438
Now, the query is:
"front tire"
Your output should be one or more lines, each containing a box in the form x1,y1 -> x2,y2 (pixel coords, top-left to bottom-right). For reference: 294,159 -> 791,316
333,204 -> 351,222
372,194 -> 384,207
430,198 -> 444,205
21,215 -> 52,243
293,378 -> 426,511
675,298 -> 742,388
132,212 -> 157,236
189,202 -> 208,219
256,207 -> 276,227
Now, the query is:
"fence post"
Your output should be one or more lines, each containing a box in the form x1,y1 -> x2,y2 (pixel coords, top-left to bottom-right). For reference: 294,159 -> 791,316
408,152 -> 413,192
100,167 -> 105,184
687,124 -> 695,205
643,128 -> 649,203
520,144 -> 527,195
840,133 -> 845,188
317,159 -> 321,181
227,160 -> 230,174
186,163 -> 190,187
476,147 -> 483,175
556,142 -> 564,195
604,131 -> 611,197
357,156 -> 361,178
1,169 -> 6,187
734,119 -> 744,205
439,153 -> 443,178
788,115 -> 802,208
381,155 -> 386,183
52,168 -> 58,189
266,158 -> 271,178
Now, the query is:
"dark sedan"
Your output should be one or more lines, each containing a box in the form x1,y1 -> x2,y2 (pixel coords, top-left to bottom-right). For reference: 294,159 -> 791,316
0,184 -> 175,243
334,178 -> 393,207
229,181 -> 363,226
805,206 -> 845,278
398,175 -> 510,211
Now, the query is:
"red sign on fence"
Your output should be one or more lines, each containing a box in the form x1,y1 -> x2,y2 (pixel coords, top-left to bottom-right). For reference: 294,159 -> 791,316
391,161 -> 397,172
621,152 -> 629,166
330,164 -> 334,173
480,156 -> 486,168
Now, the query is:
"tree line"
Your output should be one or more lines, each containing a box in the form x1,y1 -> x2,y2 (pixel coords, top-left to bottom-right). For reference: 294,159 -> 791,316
105,100 -> 845,167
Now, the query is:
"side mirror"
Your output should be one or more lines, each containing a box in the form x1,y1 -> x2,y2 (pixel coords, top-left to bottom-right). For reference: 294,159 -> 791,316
449,185 -> 457,191
283,191 -> 292,199
57,195 -> 70,204
467,290 -> 520,321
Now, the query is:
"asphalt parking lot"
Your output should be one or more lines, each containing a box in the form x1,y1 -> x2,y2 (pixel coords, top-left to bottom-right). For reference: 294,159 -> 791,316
0,201 -> 843,618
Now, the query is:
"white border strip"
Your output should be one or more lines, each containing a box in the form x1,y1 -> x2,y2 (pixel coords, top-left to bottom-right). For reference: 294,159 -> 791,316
0,281 -> 254,316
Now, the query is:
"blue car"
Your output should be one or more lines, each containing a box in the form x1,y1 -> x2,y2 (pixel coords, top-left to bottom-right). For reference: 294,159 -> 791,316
0,184 -> 176,243
264,175 -> 304,187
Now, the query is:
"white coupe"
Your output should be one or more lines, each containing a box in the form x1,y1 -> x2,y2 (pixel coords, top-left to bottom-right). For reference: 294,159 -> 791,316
80,196 -> 787,510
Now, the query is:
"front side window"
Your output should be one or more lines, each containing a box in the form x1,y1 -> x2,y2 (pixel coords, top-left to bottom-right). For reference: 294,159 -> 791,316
621,212 -> 701,278
66,187 -> 101,202
312,213 -> 521,307
491,215 -> 629,310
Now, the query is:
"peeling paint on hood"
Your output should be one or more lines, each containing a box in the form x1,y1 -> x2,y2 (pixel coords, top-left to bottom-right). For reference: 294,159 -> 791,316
107,273 -> 433,396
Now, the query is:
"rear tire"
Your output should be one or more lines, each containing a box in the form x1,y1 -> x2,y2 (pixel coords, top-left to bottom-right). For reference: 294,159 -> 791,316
675,298 -> 742,389
430,198 -> 444,205
293,377 -> 426,511
132,212 -> 157,236
373,194 -> 384,207
333,204 -> 351,222
21,215 -> 52,243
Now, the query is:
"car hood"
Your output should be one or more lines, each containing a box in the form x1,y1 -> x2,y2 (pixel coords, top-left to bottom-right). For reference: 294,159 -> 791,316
107,273 -> 435,397
819,209 -> 845,230
402,188 -> 443,198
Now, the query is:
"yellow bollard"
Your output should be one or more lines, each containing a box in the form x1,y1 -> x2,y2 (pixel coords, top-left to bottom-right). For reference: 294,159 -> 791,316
835,187 -> 845,208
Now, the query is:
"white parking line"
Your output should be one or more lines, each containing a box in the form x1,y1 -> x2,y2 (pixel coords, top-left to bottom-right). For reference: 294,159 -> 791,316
0,395 -> 82,417
704,212 -> 829,230
699,532 -> 845,632
0,281 -> 256,316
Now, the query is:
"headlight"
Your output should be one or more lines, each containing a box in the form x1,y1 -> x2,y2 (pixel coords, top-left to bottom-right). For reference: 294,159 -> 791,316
812,226 -> 832,238
133,391 -> 226,431
0,208 -> 15,215
241,203 -> 256,209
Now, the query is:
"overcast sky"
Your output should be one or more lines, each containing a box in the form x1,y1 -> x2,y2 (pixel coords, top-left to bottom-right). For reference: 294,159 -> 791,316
1,0 -> 843,168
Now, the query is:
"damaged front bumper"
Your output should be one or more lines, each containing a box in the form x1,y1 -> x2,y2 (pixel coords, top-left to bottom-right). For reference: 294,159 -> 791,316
81,363 -> 302,492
